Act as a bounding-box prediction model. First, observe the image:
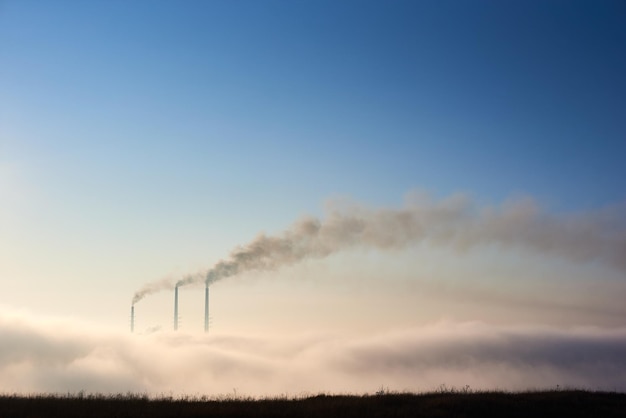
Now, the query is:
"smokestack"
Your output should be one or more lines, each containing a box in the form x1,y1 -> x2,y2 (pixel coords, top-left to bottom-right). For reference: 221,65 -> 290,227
131,305 -> 134,333
204,284 -> 209,333
174,285 -> 179,331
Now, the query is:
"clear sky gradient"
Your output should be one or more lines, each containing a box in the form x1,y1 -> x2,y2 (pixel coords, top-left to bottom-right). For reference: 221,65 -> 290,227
1,1 -> 625,395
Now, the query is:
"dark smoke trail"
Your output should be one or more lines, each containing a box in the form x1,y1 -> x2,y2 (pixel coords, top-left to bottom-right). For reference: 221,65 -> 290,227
132,277 -> 173,305
132,193 -> 626,303
132,272 -> 204,305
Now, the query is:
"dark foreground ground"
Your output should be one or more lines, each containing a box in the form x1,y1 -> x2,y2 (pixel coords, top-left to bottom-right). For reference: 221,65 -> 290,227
1,391 -> 625,418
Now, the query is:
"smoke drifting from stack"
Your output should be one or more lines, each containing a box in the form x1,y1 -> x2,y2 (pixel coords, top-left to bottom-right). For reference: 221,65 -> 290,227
132,272 -> 204,305
132,277 -> 173,305
132,193 -> 626,303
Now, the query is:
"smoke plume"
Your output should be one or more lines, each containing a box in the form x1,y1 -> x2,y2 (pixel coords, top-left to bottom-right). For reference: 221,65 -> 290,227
132,272 -> 205,305
132,192 -> 626,303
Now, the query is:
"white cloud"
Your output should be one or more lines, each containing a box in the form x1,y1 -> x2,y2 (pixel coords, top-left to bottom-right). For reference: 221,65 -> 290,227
1,308 -> 625,396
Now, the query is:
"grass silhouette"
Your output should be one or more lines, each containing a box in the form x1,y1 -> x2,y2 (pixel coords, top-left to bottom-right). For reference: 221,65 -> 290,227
1,390 -> 625,417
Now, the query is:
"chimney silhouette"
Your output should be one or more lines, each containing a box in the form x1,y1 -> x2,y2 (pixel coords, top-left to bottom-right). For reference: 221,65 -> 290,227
174,285 -> 179,331
204,284 -> 209,333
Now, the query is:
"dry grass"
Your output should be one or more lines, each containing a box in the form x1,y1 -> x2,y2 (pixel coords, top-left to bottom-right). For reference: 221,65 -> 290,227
0,390 -> 624,417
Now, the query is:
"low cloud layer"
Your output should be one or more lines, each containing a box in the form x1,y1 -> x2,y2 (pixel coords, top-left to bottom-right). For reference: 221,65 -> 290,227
1,309 -> 625,396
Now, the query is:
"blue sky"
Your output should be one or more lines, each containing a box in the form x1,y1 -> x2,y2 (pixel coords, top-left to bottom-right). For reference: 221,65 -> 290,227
1,0 -> 626,395
3,0 -> 625,213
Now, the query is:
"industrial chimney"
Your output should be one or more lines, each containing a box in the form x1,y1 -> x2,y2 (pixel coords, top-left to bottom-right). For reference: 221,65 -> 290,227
204,284 -> 209,333
174,285 -> 179,331
131,305 -> 135,333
